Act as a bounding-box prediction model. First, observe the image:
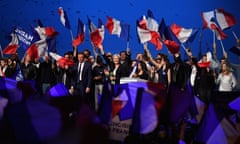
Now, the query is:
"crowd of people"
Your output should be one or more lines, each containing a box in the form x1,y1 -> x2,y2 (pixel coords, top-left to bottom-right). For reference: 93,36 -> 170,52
0,43 -> 240,143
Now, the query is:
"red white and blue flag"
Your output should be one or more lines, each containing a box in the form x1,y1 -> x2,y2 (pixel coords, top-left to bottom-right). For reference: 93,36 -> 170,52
215,8 -> 237,30
158,19 -> 181,54
105,16 -> 130,41
88,17 -> 104,48
201,10 -> 227,40
26,39 -> 48,60
3,32 -> 19,55
72,18 -> 85,47
49,52 -> 74,68
137,11 -> 162,50
58,7 -> 71,30
170,23 -> 199,44
34,26 -> 59,40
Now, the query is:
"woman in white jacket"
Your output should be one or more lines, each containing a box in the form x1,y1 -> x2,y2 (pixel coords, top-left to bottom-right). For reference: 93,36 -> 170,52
216,63 -> 237,91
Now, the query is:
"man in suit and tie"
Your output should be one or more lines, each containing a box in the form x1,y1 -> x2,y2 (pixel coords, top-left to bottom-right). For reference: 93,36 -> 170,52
69,52 -> 92,106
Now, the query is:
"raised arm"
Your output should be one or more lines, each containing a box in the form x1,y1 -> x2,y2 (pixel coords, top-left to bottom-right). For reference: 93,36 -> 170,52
143,43 -> 161,70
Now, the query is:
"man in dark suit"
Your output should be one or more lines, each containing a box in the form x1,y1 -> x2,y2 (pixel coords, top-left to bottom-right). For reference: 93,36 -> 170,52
115,50 -> 132,84
69,52 -> 92,106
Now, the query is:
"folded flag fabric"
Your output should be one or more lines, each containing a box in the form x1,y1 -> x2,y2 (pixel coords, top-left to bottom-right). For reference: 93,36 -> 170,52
170,23 -> 199,44
58,7 -> 71,30
215,8 -> 237,30
49,52 -> 74,68
0,96 -> 8,119
3,32 -> 19,55
46,83 -> 69,97
7,98 -> 62,143
105,16 -> 130,41
131,88 -> 158,134
229,46 -> 240,56
194,103 -> 240,144
137,11 -> 162,50
229,96 -> 240,111
201,10 -> 227,40
34,26 -> 59,40
0,77 -> 22,104
72,18 -> 85,47
26,39 -> 48,60
88,17 -> 104,48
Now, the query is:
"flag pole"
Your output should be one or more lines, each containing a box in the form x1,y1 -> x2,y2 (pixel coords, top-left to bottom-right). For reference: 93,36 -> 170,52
219,39 -> 225,54
213,30 -> 216,46
69,29 -> 74,41
181,43 -> 187,51
0,44 -> 3,58
127,41 -> 129,49
231,28 -> 239,41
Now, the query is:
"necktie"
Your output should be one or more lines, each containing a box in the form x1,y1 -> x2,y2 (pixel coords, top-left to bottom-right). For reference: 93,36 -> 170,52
78,63 -> 82,81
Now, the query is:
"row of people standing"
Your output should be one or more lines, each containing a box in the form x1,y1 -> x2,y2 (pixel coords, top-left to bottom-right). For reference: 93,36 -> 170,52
0,44 -> 238,110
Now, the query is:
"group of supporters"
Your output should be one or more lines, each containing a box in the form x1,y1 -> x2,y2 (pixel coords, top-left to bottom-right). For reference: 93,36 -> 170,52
0,43 -> 240,143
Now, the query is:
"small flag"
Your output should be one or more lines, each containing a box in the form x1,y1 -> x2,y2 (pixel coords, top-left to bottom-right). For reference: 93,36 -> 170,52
49,52 -> 74,68
34,26 -> 59,40
137,11 -> 162,50
88,17 -> 104,48
201,10 -> 227,40
26,39 -> 48,60
3,32 -> 19,55
170,23 -> 199,44
72,18 -> 85,47
58,7 -> 71,30
215,8 -> 237,30
106,16 -> 130,41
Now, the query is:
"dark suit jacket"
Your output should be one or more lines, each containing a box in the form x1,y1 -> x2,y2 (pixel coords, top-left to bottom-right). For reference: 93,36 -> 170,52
71,62 -> 92,90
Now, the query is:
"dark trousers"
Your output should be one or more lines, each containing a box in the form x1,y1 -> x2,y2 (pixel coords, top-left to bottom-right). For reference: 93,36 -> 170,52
74,82 -> 92,108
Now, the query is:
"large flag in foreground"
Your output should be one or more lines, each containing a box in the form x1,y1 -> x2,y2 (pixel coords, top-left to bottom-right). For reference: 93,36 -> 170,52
98,80 -> 166,141
7,98 -> 62,143
194,104 -> 240,144
130,88 -> 158,134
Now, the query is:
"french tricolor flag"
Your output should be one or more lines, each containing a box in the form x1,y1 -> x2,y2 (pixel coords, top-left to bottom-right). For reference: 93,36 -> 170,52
146,10 -> 159,32
72,18 -> 85,47
58,7 -> 71,30
105,16 -> 130,41
49,52 -> 74,68
137,14 -> 162,50
34,26 -> 59,40
88,17 -> 104,48
201,10 -> 227,40
26,39 -> 48,60
170,23 -> 199,44
215,8 -> 237,30
3,32 -> 19,55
